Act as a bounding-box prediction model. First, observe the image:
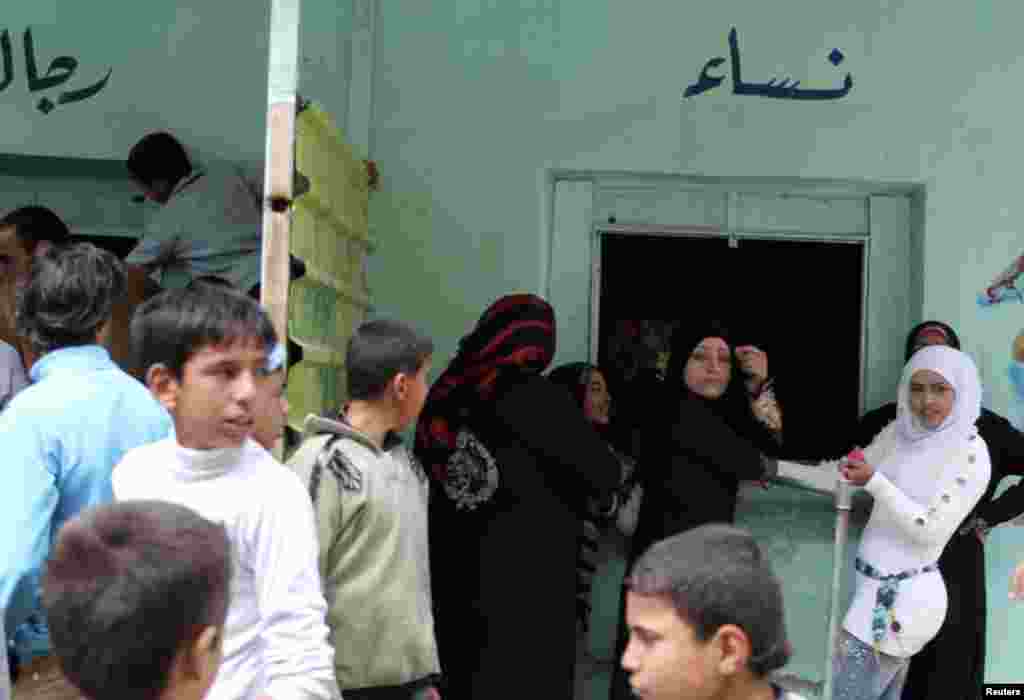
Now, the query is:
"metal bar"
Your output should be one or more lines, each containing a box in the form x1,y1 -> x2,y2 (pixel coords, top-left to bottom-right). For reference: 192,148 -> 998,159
541,174 -> 556,302
824,479 -> 854,700
596,223 -> 722,238
589,226 -> 602,363
726,191 -> 735,240
859,239 -> 870,418
595,222 -> 867,243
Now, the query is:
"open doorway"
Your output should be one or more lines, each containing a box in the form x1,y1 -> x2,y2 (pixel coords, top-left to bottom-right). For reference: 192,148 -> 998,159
597,232 -> 864,459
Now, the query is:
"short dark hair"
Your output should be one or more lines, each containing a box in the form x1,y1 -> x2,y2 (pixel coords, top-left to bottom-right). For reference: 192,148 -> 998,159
347,319 -> 433,400
126,132 -> 191,189
43,500 -> 231,700
186,275 -> 236,291
130,284 -> 277,378
16,243 -> 125,354
0,205 -> 71,251
626,524 -> 791,677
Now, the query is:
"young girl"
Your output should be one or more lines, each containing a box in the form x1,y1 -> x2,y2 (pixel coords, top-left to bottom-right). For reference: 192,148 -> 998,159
779,345 -> 990,700
548,362 -> 643,632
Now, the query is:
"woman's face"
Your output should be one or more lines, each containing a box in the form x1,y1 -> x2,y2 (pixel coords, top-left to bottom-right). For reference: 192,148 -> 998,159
584,369 -> 611,425
684,337 -> 732,400
909,369 -> 955,429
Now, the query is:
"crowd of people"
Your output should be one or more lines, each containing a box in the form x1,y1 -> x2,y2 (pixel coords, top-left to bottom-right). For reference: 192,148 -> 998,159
0,133 -> 1023,700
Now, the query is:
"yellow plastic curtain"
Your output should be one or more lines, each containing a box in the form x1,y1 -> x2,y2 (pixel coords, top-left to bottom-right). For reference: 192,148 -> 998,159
288,103 -> 372,428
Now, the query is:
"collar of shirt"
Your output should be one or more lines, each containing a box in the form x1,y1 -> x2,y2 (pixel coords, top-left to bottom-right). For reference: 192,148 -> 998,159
335,406 -> 404,453
169,167 -> 206,200
170,438 -> 254,481
29,345 -> 114,383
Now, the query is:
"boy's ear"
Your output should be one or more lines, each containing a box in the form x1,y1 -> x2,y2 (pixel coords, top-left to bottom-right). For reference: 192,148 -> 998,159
147,363 -> 181,412
713,624 -> 752,678
32,240 -> 53,258
392,372 -> 409,401
177,625 -> 222,682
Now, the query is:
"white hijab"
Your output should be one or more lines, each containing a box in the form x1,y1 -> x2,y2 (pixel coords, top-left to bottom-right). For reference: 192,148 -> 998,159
894,345 -> 981,451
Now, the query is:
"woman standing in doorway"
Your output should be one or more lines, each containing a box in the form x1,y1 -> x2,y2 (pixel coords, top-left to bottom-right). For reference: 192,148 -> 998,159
611,317 -> 785,700
630,318 -> 783,555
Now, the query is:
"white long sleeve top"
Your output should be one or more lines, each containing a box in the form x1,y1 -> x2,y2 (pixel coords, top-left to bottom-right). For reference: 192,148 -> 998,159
778,420 -> 990,657
849,422 -> 989,656
113,438 -> 341,700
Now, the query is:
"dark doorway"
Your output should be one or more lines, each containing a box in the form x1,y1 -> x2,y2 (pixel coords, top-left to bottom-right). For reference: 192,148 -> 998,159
597,232 -> 864,459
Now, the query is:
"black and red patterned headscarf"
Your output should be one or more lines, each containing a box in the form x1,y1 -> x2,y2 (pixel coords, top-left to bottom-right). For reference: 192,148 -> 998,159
415,293 -> 556,483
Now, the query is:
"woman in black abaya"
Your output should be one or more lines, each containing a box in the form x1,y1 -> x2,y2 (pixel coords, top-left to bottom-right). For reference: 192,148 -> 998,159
610,317 -> 785,699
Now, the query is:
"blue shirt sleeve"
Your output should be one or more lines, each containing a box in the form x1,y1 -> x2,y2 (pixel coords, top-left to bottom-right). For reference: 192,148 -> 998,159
0,412 -> 59,641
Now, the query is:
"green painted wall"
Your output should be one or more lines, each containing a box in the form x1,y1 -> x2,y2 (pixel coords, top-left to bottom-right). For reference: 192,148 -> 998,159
367,0 -> 1024,409
0,0 -> 1021,691
0,2 -> 270,162
0,2 -> 353,166
364,0 -> 1024,690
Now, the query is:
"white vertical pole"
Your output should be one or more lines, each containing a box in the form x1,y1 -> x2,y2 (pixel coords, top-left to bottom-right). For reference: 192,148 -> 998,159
261,0 -> 301,349
823,479 -> 853,700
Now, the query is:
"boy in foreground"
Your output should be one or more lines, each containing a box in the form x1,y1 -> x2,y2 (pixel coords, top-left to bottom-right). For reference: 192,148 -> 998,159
114,284 -> 340,700
43,500 -> 232,700
622,524 -> 806,700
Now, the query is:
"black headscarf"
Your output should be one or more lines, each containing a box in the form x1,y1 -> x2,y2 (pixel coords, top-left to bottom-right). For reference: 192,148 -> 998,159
547,362 -> 598,412
664,318 -> 750,425
904,320 -> 961,361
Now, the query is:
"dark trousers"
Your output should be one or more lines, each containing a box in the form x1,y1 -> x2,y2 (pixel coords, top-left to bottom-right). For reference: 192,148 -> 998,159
344,680 -> 438,700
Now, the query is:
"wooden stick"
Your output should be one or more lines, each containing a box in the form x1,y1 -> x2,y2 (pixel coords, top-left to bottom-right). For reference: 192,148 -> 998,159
260,0 -> 300,351
261,102 -> 295,345
261,0 -> 301,460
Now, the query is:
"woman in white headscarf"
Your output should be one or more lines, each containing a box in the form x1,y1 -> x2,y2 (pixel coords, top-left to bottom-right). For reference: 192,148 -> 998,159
777,346 -> 991,700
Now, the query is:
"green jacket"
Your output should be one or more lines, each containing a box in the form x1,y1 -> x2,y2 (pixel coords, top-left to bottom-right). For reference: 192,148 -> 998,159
287,414 -> 440,690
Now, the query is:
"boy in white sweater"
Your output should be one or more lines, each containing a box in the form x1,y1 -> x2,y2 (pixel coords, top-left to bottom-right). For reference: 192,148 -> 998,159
113,284 -> 341,700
